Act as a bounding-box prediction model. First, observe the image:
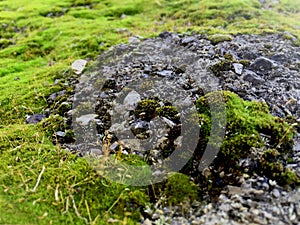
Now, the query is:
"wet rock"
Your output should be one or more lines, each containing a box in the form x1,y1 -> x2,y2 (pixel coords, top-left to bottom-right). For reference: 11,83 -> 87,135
26,113 -> 46,124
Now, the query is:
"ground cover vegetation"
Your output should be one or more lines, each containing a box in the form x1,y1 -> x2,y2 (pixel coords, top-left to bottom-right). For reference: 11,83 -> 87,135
0,0 -> 300,224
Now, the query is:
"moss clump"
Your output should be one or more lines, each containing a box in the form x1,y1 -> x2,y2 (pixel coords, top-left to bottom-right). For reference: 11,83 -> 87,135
208,34 -> 233,45
39,114 -> 67,137
133,99 -> 180,124
209,54 -> 251,77
0,39 -> 14,49
210,58 -> 233,77
133,99 -> 160,121
192,91 -> 297,188
164,173 -> 199,205
157,105 -> 180,122
259,149 -> 300,186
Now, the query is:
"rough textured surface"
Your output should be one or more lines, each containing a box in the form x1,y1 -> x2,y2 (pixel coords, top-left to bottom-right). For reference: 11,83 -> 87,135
45,32 -> 300,224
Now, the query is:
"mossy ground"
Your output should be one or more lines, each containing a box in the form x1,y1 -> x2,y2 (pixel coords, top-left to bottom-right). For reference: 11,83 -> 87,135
193,91 -> 299,193
1,0 -> 300,224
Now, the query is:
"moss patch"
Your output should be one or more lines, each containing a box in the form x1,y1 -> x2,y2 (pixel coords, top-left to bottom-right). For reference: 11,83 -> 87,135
191,91 -> 299,191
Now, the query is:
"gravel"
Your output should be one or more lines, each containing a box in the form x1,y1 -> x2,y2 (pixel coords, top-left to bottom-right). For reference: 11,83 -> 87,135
45,31 -> 300,224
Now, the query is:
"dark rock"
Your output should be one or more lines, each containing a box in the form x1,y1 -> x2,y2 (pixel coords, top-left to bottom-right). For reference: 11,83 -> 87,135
130,120 -> 149,138
47,90 -> 67,104
102,78 -> 117,90
26,114 -> 46,124
250,57 -> 273,74
158,31 -> 173,39
270,53 -> 288,64
238,50 -> 257,60
242,69 -> 265,86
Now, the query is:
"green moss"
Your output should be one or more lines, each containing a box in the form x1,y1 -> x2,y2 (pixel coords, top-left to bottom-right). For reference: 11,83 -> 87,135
39,114 -> 67,136
164,173 -> 199,205
208,34 -> 233,45
0,39 -> 14,49
157,105 -> 180,122
259,149 -> 300,186
209,58 -> 233,77
133,99 -> 160,120
194,91 -> 297,186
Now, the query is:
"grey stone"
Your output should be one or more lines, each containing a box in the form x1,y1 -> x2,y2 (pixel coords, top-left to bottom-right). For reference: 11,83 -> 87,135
76,114 -> 97,126
233,63 -> 244,75
156,70 -> 173,77
242,69 -> 265,85
250,57 -> 273,74
123,90 -> 141,110
26,113 -> 46,124
130,120 -> 149,136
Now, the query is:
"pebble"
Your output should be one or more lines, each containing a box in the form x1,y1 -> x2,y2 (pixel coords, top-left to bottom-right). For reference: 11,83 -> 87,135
71,59 -> 87,75
272,189 -> 280,198
233,63 -> 243,75
26,113 -> 46,124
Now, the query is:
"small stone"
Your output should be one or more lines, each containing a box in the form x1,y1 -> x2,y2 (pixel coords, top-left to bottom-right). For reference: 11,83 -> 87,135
251,189 -> 264,195
26,114 -> 46,124
209,34 -> 233,45
71,59 -> 87,75
202,167 -> 211,178
269,179 -> 277,186
233,63 -> 243,75
123,90 -> 141,110
142,219 -> 152,225
156,70 -> 173,77
161,117 -> 176,127
76,114 -> 97,126
251,209 -> 260,215
90,148 -> 101,156
219,171 -> 225,178
272,189 -> 280,198
109,142 -> 119,151
14,77 -> 20,81
130,120 -> 149,137
56,131 -> 65,137
120,14 -> 127,19
128,36 -> 140,44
